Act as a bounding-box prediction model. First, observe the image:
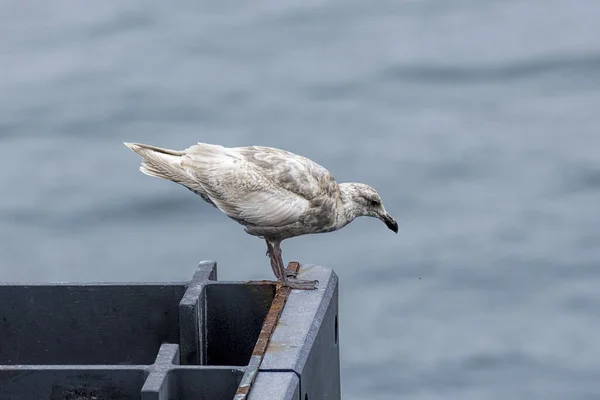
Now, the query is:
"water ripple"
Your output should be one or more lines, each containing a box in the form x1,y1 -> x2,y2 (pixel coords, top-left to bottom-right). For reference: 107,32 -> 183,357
381,53 -> 600,85
2,195 -> 212,231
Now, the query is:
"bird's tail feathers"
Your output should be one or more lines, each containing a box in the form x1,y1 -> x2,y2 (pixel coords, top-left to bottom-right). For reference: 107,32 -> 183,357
123,142 -> 188,182
124,142 -> 185,157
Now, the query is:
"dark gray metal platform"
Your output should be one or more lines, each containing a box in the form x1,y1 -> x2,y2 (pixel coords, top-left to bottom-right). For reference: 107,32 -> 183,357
0,261 -> 340,400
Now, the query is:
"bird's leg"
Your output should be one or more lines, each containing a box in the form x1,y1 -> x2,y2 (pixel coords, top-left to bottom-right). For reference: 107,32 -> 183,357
272,242 -> 318,290
265,240 -> 281,279
265,240 -> 297,279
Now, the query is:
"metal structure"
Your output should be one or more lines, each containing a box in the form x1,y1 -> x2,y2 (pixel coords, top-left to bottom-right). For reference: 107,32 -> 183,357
0,261 -> 340,400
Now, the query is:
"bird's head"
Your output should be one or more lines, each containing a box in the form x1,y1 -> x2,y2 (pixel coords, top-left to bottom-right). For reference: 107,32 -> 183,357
339,183 -> 398,233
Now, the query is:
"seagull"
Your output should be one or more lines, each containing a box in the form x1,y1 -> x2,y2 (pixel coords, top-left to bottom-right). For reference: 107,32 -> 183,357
124,142 -> 398,290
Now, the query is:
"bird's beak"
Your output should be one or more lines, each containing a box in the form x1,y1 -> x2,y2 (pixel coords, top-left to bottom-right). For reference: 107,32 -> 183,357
380,212 -> 398,234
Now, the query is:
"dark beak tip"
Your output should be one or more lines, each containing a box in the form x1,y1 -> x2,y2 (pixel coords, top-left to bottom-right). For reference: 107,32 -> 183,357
384,218 -> 398,234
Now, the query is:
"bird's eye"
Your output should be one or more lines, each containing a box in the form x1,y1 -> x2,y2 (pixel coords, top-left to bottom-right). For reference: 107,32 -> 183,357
370,199 -> 380,207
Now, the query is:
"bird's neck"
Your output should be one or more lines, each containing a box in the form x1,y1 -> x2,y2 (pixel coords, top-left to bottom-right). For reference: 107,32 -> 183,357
335,183 -> 363,228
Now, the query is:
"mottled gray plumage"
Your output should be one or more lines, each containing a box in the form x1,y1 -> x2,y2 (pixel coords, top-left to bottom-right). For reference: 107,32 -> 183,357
124,141 -> 398,290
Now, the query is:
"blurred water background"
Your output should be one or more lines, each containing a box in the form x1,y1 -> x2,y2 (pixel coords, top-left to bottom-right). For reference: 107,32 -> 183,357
2,1 -> 600,399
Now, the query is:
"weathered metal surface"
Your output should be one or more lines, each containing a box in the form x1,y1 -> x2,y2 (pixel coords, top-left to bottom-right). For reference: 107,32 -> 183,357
202,283 -> 275,366
140,344 -> 180,400
178,260 -> 217,365
0,283 -> 186,365
0,261 -> 339,400
234,261 -> 300,400
0,366 -> 147,399
140,344 -> 245,400
248,372 -> 300,400
260,265 -> 341,400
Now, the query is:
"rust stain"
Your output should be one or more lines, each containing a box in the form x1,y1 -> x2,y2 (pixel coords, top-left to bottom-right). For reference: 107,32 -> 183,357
235,262 -> 300,399
264,341 -> 287,353
243,280 -> 276,285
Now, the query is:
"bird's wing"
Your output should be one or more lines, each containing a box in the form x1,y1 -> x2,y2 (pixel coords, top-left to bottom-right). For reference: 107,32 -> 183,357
231,145 -> 336,200
179,143 -> 312,227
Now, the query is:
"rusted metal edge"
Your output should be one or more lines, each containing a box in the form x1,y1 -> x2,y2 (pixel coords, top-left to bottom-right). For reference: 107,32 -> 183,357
234,261 -> 300,400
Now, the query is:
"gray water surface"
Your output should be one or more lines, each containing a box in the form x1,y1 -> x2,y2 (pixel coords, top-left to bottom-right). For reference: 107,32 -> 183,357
2,1 -> 600,399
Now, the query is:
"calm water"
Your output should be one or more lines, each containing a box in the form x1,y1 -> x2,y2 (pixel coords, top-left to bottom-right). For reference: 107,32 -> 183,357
2,1 -> 600,398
